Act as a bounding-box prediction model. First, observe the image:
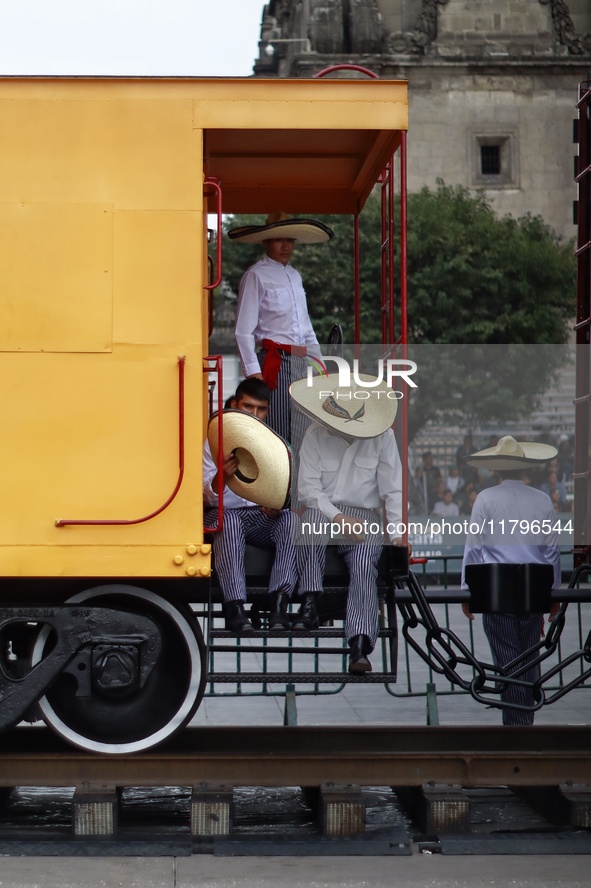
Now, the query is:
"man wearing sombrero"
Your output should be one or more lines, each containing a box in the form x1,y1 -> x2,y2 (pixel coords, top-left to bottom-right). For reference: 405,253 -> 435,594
204,378 -> 297,633
460,435 -> 562,725
289,373 -> 405,674
229,212 -> 333,445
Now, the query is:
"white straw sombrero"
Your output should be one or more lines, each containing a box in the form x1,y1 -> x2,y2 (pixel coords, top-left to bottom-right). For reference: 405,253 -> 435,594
465,435 -> 557,472
289,373 -> 398,439
207,410 -> 291,510
227,211 -> 334,244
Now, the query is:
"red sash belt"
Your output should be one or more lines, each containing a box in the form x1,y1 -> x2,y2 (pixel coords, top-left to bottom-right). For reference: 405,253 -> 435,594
260,339 -> 307,390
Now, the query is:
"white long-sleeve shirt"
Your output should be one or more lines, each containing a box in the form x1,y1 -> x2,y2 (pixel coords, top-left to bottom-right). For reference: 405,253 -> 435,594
234,254 -> 321,377
297,423 -> 403,534
461,479 -> 561,589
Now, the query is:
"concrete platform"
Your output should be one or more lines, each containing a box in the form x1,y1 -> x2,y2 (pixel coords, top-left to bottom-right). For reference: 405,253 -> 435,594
0,851 -> 589,887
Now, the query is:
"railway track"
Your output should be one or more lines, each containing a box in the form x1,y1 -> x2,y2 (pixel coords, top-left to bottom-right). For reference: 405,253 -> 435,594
1,725 -> 590,855
1,724 -> 590,788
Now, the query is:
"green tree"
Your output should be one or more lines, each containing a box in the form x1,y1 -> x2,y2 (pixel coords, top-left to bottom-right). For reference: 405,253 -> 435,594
216,183 -> 575,440
404,182 -> 574,346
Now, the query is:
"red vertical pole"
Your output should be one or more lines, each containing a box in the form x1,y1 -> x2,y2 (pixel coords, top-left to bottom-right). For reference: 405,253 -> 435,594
400,131 -> 409,347
399,132 -> 409,532
354,213 -> 361,345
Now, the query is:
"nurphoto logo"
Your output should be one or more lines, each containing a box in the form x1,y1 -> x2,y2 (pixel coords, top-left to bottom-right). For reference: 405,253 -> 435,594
306,355 -> 418,400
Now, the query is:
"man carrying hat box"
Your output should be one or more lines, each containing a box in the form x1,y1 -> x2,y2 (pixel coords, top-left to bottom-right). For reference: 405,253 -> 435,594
229,212 -> 334,445
460,435 -> 562,725
290,373 -> 406,674
203,377 -> 297,634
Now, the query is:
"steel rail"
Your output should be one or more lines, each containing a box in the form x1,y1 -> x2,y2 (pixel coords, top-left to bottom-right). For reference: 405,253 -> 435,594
1,726 -> 590,790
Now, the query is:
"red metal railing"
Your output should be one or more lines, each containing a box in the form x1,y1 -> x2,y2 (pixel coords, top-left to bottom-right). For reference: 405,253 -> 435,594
204,177 -> 223,292
203,354 -> 225,534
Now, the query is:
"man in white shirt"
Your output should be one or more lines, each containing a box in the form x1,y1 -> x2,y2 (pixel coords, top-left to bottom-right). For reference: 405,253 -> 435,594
290,373 -> 406,674
460,436 -> 562,725
229,212 -> 333,443
203,378 -> 297,633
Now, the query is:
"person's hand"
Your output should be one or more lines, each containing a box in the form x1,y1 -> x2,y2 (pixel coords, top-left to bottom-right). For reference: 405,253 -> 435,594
462,601 -> 474,620
211,452 -> 240,495
222,452 -> 240,485
541,601 -> 562,636
333,512 -> 366,542
391,537 -> 412,556
260,506 -> 279,518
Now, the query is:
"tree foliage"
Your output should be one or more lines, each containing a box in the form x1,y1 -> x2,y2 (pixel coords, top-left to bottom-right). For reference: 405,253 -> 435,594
404,182 -> 574,346
216,183 -> 575,440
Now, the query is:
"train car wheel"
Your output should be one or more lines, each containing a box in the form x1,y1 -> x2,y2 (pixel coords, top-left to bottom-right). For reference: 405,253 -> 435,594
31,586 -> 206,754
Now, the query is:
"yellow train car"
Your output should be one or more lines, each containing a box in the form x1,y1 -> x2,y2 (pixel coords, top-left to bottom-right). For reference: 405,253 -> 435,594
0,75 -> 408,752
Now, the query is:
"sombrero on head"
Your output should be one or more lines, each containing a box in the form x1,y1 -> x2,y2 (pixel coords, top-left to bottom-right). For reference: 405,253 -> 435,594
289,373 -> 398,439
227,211 -> 334,244
207,410 -> 291,510
465,435 -> 557,472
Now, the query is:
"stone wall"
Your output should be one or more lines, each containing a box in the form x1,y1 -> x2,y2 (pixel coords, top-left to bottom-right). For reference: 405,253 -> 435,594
254,0 -> 591,240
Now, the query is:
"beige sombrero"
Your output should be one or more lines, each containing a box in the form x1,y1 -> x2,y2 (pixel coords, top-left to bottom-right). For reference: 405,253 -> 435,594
207,410 -> 291,510
228,211 -> 334,245
465,435 -> 557,472
289,373 -> 398,439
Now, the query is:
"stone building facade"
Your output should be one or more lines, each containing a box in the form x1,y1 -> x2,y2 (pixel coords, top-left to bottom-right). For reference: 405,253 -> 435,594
253,1 -> 591,240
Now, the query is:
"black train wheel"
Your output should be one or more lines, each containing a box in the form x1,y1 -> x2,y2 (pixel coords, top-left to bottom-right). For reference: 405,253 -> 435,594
31,585 -> 206,754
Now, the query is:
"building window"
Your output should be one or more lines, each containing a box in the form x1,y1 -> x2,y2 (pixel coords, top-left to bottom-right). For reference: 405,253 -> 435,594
480,144 -> 501,176
472,133 -> 517,188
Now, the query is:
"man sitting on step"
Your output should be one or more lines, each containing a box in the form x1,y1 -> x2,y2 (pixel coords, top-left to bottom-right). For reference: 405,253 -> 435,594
203,377 -> 297,633
290,372 -> 407,674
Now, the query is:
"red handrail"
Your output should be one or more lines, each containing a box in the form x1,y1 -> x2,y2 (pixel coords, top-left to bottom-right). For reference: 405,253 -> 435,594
314,65 -> 379,79
203,355 -> 225,534
204,178 -> 223,291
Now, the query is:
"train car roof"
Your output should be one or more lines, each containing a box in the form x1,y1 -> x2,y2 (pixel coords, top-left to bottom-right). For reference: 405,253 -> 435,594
199,78 -> 408,214
0,76 -> 408,214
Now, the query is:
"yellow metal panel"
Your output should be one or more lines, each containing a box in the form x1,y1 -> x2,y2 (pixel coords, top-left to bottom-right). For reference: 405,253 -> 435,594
0,346 -> 206,576
0,97 -> 199,210
114,210 -> 201,346
196,97 -> 406,130
193,78 -> 408,131
1,546 -> 212,580
0,202 -> 113,353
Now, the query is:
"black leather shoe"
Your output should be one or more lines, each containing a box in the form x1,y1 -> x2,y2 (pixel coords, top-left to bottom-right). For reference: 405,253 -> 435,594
224,601 -> 253,634
268,590 -> 290,630
292,593 -> 319,630
348,634 -> 373,673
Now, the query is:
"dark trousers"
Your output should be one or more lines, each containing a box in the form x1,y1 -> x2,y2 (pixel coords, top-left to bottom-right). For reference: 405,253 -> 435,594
482,612 -> 542,725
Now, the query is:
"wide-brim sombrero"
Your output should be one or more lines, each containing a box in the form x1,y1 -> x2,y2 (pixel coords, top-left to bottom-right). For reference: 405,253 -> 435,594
227,211 -> 333,245
289,373 -> 398,439
465,435 -> 557,472
207,410 -> 291,510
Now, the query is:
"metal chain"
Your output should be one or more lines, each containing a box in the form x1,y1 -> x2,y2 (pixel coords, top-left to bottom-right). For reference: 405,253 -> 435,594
398,565 -> 591,715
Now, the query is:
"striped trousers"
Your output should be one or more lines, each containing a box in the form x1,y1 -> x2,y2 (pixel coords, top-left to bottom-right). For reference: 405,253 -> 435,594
257,349 -> 309,449
482,612 -> 543,726
297,506 -> 383,648
204,506 -> 298,603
